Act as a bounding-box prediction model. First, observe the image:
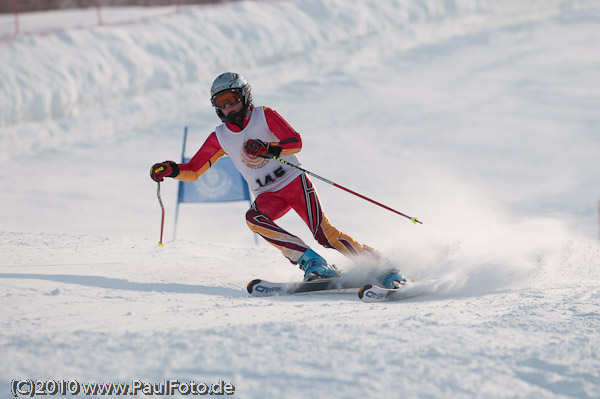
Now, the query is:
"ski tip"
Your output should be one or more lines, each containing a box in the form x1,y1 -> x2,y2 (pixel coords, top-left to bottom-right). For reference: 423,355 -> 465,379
358,284 -> 373,300
247,279 -> 262,294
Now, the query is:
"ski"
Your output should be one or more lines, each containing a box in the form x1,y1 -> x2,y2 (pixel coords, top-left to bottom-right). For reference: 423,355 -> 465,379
358,283 -> 415,303
247,277 -> 362,297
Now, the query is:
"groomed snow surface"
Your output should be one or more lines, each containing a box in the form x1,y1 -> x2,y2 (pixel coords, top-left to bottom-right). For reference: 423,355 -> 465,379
1,0 -> 600,398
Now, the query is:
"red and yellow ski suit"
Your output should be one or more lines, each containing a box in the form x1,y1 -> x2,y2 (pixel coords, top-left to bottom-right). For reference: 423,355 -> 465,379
176,105 -> 372,264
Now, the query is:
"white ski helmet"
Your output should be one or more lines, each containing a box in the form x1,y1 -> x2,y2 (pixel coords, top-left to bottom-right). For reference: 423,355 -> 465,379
210,72 -> 253,123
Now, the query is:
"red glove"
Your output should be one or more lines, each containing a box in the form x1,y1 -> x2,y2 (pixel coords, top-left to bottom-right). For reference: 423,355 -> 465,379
244,139 -> 282,158
244,139 -> 270,158
150,161 -> 179,182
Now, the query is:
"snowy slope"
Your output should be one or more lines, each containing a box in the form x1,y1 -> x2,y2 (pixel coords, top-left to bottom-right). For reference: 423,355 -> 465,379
1,0 -> 600,398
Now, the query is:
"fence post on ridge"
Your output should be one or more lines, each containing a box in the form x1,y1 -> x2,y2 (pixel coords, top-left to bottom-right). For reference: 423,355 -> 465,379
95,0 -> 102,26
12,0 -> 19,36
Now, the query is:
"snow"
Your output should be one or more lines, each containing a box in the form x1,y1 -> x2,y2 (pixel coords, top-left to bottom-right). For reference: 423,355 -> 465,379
1,0 -> 600,397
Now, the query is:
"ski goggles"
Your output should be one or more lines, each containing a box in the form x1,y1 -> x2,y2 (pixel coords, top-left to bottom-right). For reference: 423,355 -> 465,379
212,90 -> 242,108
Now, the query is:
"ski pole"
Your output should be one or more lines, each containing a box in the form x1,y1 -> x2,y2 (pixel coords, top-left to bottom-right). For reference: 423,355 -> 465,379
267,154 -> 422,224
157,181 -> 165,247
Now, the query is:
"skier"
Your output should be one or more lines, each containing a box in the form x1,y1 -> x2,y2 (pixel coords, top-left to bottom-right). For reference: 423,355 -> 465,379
150,72 -> 406,288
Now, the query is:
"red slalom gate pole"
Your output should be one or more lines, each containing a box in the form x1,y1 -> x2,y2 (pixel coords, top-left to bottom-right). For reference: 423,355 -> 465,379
157,182 -> 165,247
268,154 -> 422,224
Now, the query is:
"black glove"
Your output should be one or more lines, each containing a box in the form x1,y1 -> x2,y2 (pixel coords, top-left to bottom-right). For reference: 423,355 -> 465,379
150,161 -> 179,182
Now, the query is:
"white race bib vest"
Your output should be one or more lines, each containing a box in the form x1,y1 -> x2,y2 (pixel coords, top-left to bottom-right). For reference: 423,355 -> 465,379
215,106 -> 302,195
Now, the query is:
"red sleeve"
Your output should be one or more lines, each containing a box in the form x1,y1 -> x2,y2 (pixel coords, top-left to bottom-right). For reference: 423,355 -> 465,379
176,132 -> 226,182
264,107 -> 302,155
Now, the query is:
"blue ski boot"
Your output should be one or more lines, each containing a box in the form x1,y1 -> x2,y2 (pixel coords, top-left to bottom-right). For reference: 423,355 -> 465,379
381,270 -> 407,289
297,248 -> 341,281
